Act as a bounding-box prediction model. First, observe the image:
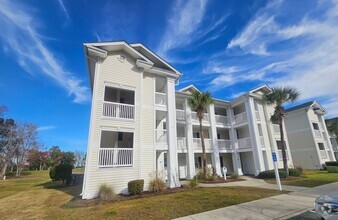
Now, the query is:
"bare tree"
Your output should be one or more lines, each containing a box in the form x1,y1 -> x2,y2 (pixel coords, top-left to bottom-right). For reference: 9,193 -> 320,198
74,150 -> 86,168
13,123 -> 39,176
0,118 -> 16,179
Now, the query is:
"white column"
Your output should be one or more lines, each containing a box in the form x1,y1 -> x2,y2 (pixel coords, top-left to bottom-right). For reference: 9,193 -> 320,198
208,104 -> 222,176
227,108 -> 243,175
262,103 -> 276,170
166,78 -> 180,187
184,99 -> 195,179
320,115 -> 336,161
245,96 -> 265,175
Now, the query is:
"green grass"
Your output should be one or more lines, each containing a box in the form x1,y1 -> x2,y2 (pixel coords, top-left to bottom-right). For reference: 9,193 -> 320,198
265,170 -> 338,187
0,170 -> 286,220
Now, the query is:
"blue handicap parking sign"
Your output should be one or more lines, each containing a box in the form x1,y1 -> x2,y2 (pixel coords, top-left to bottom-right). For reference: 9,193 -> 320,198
272,152 -> 277,162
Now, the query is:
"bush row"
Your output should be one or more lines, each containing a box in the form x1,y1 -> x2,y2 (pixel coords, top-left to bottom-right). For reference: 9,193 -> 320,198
257,168 -> 301,179
325,161 -> 338,167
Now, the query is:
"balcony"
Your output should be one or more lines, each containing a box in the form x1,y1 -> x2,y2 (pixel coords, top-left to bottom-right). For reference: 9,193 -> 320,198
176,109 -> 185,121
155,129 -> 167,144
193,138 -> 212,151
191,112 -> 210,124
218,139 -> 232,150
320,150 -> 327,159
98,148 -> 133,167
277,150 -> 290,161
255,111 -> 260,121
177,137 -> 187,151
215,115 -> 230,126
273,124 -> 280,134
234,112 -> 247,124
155,92 -> 167,106
103,101 -> 135,119
238,137 -> 252,149
314,130 -> 321,138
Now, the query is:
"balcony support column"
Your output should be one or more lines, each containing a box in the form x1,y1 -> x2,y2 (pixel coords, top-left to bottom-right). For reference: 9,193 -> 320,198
245,96 -> 265,175
166,78 -> 180,188
208,104 -> 222,176
227,108 -> 243,175
185,99 -> 195,179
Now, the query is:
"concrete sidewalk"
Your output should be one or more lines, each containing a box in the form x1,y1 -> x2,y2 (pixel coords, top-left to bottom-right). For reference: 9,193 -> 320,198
176,180 -> 338,220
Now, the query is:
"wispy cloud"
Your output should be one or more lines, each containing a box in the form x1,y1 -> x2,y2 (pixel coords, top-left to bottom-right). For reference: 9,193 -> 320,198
157,0 -> 208,57
37,125 -> 56,131
208,0 -> 338,116
0,0 -> 89,103
57,0 -> 71,21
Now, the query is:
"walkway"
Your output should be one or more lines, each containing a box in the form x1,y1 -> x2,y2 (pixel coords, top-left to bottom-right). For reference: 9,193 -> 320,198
176,178 -> 338,219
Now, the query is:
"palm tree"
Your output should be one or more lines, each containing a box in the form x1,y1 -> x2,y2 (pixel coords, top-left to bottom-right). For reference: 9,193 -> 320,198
326,119 -> 338,137
188,90 -> 213,179
263,87 -> 300,175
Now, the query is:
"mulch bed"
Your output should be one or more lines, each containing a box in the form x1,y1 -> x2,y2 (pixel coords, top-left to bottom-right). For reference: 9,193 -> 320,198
199,178 -> 246,184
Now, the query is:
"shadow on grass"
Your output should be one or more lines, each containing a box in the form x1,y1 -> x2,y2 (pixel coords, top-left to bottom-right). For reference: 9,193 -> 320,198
36,174 -> 83,198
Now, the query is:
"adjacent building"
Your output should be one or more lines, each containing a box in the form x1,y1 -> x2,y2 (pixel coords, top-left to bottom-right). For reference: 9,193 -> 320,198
82,41 -> 293,199
285,101 -> 336,169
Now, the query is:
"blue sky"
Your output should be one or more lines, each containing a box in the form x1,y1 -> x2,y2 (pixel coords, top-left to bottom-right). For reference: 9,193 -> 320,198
1,0 -> 337,152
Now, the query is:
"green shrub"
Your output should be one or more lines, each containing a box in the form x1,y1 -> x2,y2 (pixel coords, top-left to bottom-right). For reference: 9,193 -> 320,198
322,164 -> 327,171
55,164 -> 73,185
288,168 -> 301,177
128,179 -> 144,195
194,170 -> 204,180
257,169 -> 287,179
189,178 -> 199,188
327,166 -> 338,173
325,161 -> 338,166
230,173 -> 239,179
49,167 -> 56,180
99,184 -> 115,200
148,177 -> 167,193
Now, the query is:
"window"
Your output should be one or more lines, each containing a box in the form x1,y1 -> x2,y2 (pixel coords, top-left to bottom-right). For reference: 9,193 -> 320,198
100,131 -> 133,148
164,153 -> 167,168
217,134 -> 221,139
118,132 -> 123,141
193,132 -> 200,138
276,140 -> 286,150
318,143 -> 325,150
104,86 -> 135,105
220,156 -> 224,168
312,123 -> 319,130
163,122 -> 167,130
195,157 -> 202,169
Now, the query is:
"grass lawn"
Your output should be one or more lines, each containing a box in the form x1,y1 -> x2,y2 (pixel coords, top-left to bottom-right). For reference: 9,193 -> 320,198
265,170 -> 338,187
0,170 -> 286,220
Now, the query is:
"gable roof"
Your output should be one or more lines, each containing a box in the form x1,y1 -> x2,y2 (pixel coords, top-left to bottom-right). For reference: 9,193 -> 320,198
286,100 -> 327,114
178,85 -> 201,94
84,41 -> 182,90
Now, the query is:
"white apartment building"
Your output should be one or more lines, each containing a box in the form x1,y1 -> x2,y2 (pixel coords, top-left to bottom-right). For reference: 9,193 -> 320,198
82,41 -> 293,199
285,101 -> 336,169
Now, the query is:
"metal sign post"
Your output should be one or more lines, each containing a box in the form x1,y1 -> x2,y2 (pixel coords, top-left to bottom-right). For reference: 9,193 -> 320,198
272,152 -> 282,191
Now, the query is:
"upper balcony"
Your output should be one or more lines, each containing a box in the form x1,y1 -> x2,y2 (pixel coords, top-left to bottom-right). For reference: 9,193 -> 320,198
233,103 -> 247,125
191,112 -> 210,124
214,107 -> 230,127
102,86 -> 135,120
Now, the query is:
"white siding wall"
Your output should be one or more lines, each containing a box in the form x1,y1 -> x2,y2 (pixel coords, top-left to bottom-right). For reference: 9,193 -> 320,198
83,51 -> 156,198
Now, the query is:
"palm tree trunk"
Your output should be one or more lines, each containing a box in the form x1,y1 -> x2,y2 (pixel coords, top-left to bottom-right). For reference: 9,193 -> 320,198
279,119 -> 288,176
199,118 -> 207,179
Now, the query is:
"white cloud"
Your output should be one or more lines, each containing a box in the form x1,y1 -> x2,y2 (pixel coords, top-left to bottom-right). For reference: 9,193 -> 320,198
57,0 -> 71,21
157,0 -> 208,56
0,0 -> 89,103
219,0 -> 338,116
37,125 -> 56,131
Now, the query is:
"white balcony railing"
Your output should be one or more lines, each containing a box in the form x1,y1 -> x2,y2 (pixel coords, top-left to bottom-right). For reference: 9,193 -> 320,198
314,130 -> 321,138
103,101 -> 135,119
155,92 -> 167,106
176,109 -> 185,121
277,150 -> 289,161
177,137 -> 187,150
255,111 -> 260,121
155,129 -> 167,143
215,115 -> 229,125
234,112 -> 247,124
98,148 -> 133,167
320,150 -> 327,159
191,112 -> 210,123
218,139 -> 232,150
238,137 -> 252,149
273,124 -> 280,134
193,138 -> 212,150
260,136 -> 265,148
